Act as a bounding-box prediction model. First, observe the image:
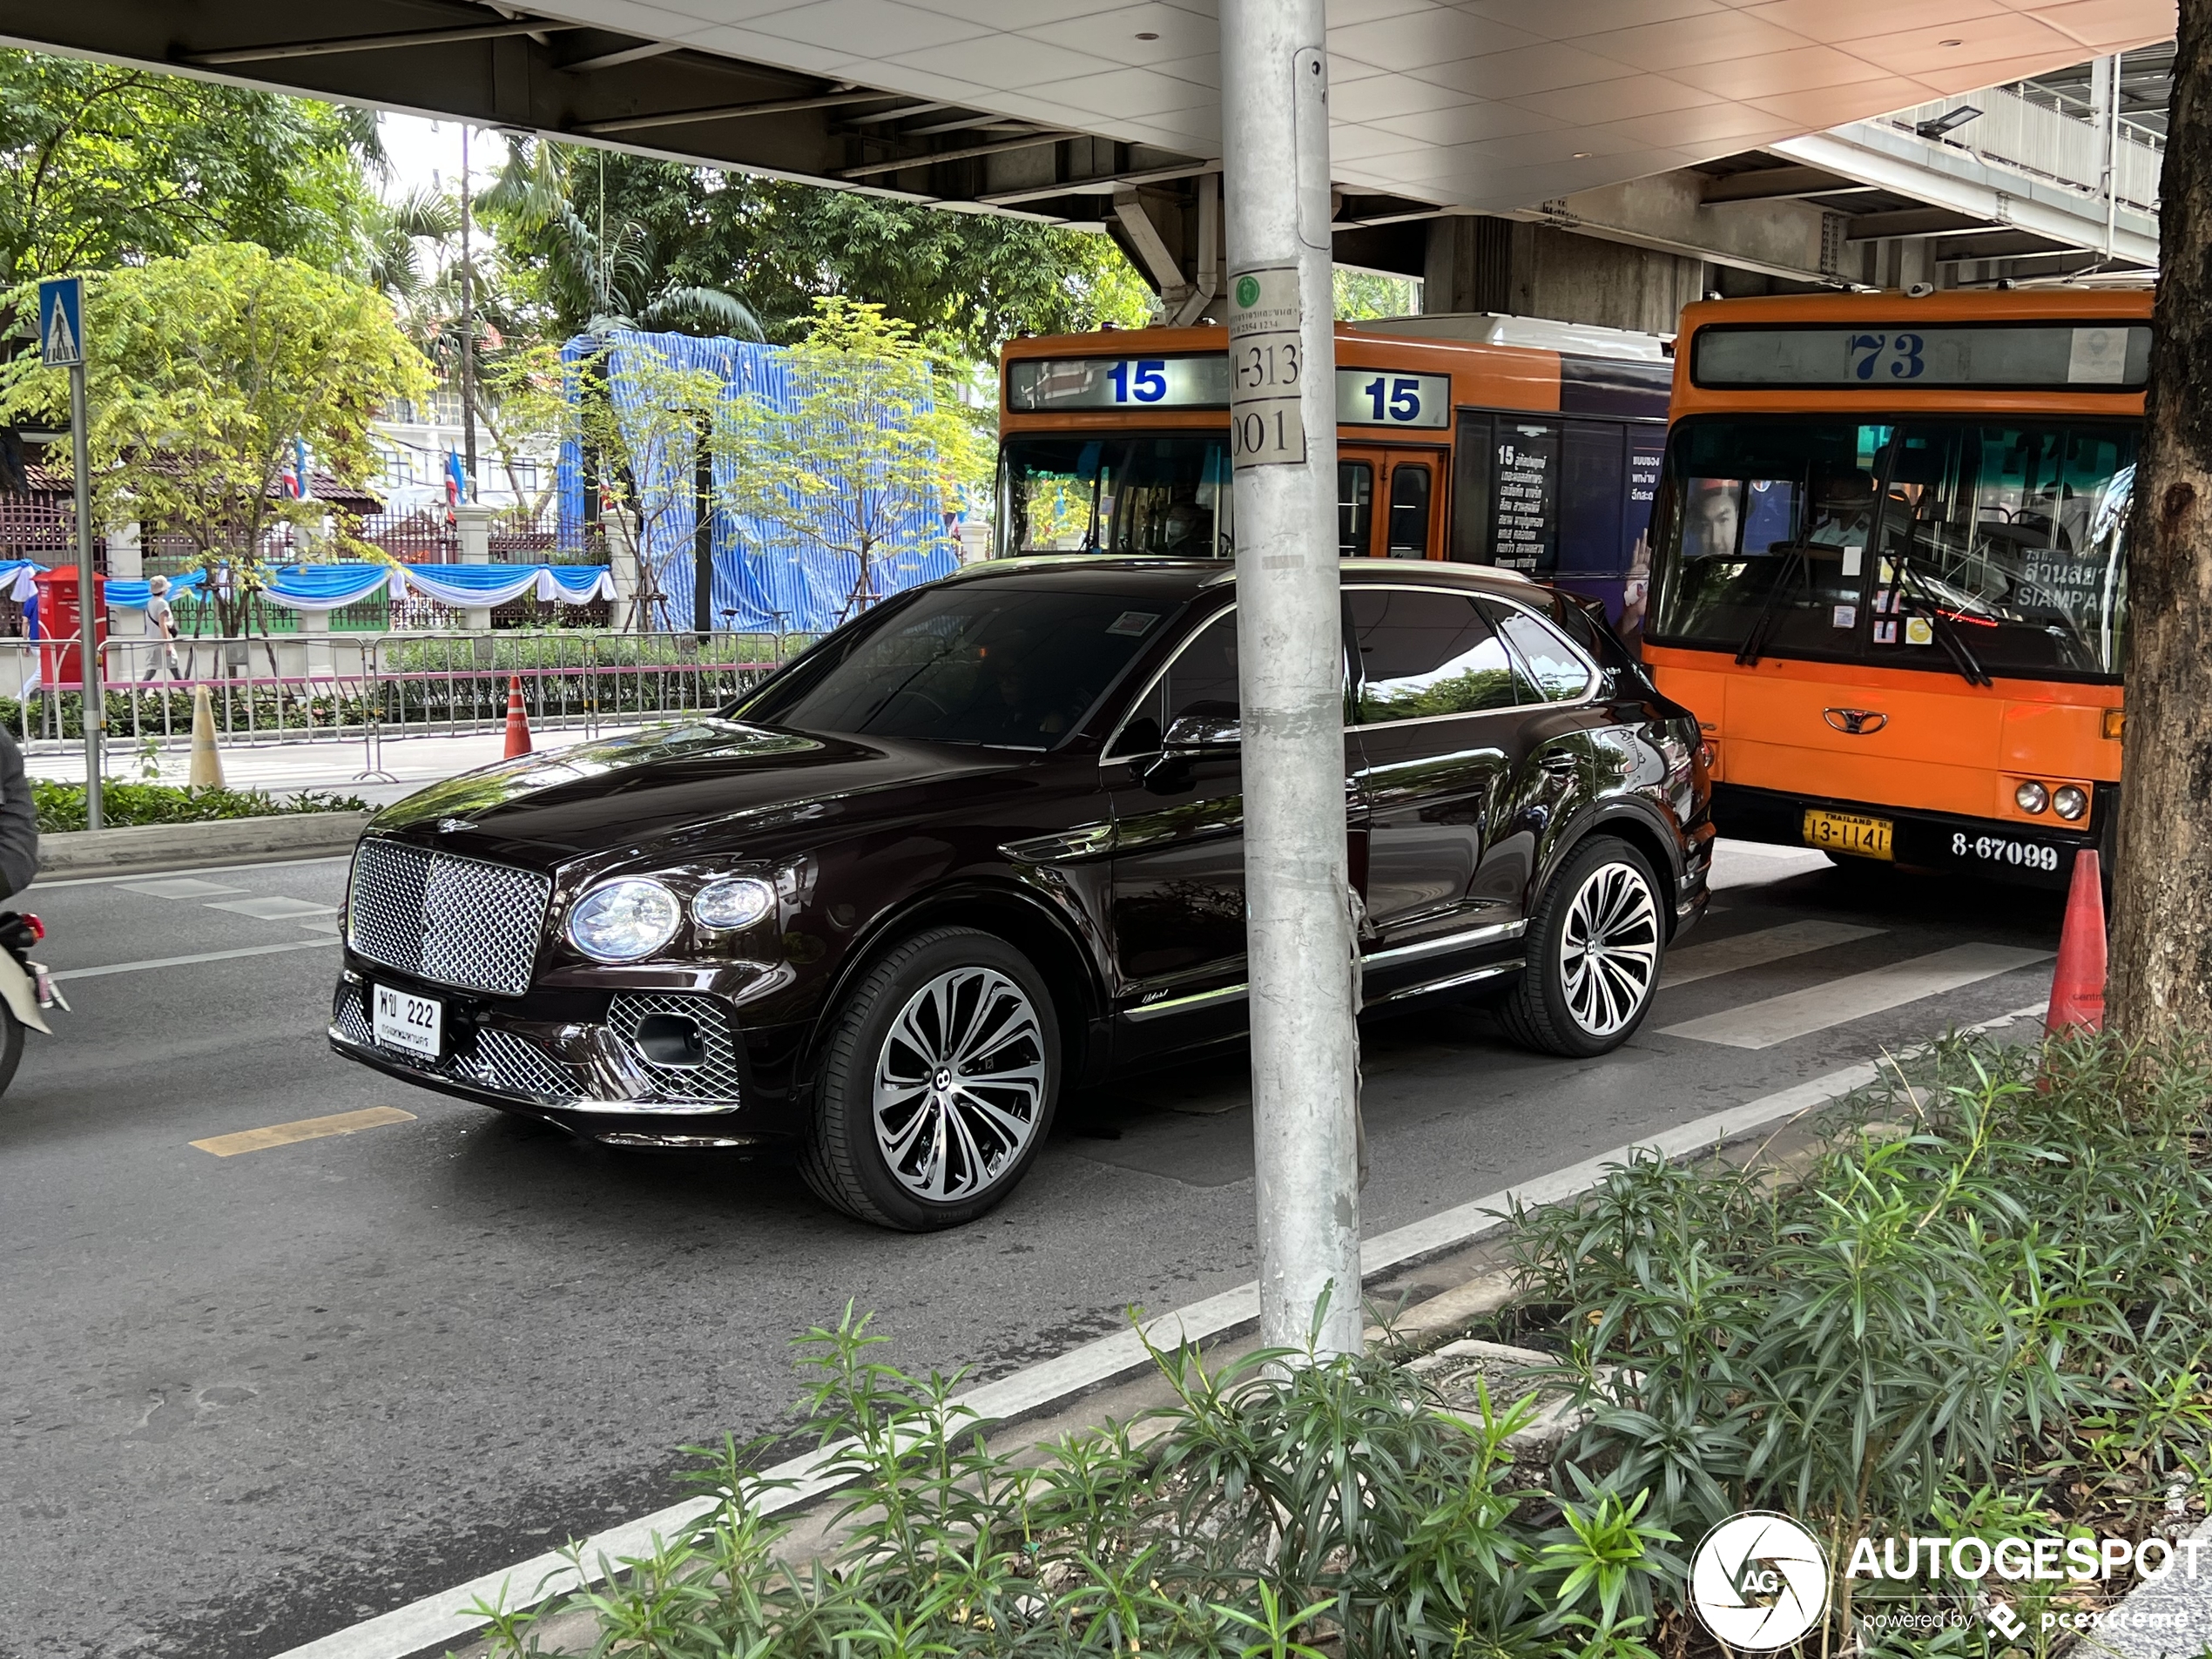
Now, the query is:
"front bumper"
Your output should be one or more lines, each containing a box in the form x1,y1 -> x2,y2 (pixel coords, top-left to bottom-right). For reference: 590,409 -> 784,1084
328,965 -> 796,1143
1713,783 -> 2103,890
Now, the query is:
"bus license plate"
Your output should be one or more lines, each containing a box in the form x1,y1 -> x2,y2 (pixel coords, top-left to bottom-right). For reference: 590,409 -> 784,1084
372,984 -> 443,1060
1802,809 -> 1893,861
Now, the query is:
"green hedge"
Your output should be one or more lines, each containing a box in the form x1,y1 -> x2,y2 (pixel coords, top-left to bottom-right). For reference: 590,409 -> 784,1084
34,779 -> 368,832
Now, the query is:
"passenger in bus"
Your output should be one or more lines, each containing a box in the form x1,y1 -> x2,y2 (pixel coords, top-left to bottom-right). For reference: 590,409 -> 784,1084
1806,469 -> 1878,547
1682,478 -> 1742,559
1160,497 -> 1207,554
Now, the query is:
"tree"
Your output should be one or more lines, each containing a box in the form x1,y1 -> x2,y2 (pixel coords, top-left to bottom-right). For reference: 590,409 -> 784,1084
2111,0 -> 2212,1042
722,300 -> 988,622
0,50 -> 383,297
488,145 -> 1148,362
573,341 -> 727,632
0,243 -> 431,632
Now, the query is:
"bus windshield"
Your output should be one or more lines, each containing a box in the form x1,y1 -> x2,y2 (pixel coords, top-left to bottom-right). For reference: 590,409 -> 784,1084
1649,417 -> 2134,679
996,435 -> 1233,559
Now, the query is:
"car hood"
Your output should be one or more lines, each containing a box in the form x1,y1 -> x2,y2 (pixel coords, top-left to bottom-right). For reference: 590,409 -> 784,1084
368,719 -> 1022,868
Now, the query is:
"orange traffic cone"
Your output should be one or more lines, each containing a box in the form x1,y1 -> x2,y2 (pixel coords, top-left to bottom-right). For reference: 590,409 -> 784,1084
2045,848 -> 2107,1034
502,675 -> 533,759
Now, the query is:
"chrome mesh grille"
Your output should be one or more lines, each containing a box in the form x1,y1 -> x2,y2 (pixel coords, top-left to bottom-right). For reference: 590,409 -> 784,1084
608,993 -> 745,1103
347,838 -> 549,996
334,981 -> 581,1102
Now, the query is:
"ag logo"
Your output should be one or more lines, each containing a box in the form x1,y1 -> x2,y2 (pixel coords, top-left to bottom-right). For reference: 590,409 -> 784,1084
1234,273 -> 1261,309
1688,1512 -> 1831,1651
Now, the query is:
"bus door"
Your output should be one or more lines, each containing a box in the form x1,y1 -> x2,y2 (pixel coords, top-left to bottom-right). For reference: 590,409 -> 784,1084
1339,447 -> 1443,558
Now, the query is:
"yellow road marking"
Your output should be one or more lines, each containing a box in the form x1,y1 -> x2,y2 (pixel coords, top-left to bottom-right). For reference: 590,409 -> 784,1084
191,1106 -> 416,1158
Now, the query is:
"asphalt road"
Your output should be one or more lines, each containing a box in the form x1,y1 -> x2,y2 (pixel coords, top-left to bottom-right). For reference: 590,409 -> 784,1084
0,840 -> 2068,1658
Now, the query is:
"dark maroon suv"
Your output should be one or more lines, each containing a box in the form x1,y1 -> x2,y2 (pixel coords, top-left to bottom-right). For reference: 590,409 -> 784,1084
330,557 -> 1711,1230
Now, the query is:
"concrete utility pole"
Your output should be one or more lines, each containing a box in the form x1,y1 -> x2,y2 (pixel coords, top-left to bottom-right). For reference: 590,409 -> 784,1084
1220,0 -> 1363,1359
459,125 -> 480,502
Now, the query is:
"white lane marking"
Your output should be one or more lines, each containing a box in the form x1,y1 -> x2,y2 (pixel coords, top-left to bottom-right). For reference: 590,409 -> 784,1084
28,853 -> 353,892
1657,919 -> 1884,989
298,920 -> 343,935
204,895 -> 341,921
1659,942 -> 2052,1049
119,877 -> 246,900
266,1001 -> 2052,1659
52,938 -> 340,981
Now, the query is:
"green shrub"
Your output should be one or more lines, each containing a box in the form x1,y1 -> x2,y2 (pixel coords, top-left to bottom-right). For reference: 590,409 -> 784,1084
477,1034 -> 2212,1659
34,779 -> 368,832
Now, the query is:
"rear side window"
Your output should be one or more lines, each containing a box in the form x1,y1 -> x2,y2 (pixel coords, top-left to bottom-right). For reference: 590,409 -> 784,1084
1484,603 -> 1596,703
1348,588 -> 1517,723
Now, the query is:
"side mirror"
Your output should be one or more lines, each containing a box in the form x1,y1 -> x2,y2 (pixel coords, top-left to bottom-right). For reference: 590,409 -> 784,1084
1163,711 -> 1241,752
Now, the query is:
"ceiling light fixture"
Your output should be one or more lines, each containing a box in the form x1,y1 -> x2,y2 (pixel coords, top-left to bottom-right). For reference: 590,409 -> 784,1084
1939,37 -> 1963,46
1136,30 -> 1159,39
1572,151 -> 1590,158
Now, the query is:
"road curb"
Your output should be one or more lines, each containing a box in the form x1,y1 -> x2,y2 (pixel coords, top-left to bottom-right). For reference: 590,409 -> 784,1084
272,1001 -> 2050,1659
37,812 -> 370,877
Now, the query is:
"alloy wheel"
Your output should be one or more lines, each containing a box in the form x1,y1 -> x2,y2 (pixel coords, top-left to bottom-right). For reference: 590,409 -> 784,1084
1558,860 -> 1660,1037
872,967 -> 1047,1202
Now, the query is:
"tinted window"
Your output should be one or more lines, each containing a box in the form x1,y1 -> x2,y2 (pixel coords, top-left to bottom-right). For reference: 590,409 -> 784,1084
1488,604 -> 1595,702
1387,464 -> 1432,558
744,586 -> 1171,749
1350,589 -> 1516,723
1339,462 -> 1373,556
1109,609 -> 1240,756
1560,421 -> 1624,577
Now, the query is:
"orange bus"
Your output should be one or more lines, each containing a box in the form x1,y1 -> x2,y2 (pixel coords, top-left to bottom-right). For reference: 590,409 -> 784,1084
1642,291 -> 2148,887
993,316 -> 1670,620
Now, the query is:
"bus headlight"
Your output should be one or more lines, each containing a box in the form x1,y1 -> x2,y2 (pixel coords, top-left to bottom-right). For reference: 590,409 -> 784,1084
2053,785 -> 2088,821
2014,781 -> 2049,814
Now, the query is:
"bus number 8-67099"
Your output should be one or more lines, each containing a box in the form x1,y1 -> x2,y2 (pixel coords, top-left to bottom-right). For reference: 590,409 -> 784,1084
1952,832 -> 2061,873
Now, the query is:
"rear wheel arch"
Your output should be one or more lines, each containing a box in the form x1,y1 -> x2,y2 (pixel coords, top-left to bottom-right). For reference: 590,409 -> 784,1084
1553,804 -> 1683,939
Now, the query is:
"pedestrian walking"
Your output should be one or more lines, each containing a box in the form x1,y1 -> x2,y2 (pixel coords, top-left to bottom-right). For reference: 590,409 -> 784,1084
141,575 -> 181,681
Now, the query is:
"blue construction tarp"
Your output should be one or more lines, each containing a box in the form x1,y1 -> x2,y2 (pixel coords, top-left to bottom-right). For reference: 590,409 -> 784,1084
557,330 -> 958,634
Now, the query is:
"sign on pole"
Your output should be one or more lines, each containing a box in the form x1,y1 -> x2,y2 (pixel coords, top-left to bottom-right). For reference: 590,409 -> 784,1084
38,278 -> 83,368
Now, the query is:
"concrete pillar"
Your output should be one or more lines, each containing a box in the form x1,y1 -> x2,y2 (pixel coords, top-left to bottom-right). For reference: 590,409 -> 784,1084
298,604 -> 333,678
105,519 -> 142,580
607,509 -> 641,630
454,502 -> 495,633
1222,0 -> 1363,1359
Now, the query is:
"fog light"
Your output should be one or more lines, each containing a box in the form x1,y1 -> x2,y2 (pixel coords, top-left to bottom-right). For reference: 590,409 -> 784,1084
2014,781 -> 2049,814
2053,785 -> 2088,821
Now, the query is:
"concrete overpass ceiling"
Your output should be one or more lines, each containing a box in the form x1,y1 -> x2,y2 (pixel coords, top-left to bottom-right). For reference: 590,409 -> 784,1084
0,0 -> 2175,226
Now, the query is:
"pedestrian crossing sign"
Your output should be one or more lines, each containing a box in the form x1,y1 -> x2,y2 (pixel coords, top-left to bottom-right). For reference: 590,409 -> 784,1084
37,277 -> 82,367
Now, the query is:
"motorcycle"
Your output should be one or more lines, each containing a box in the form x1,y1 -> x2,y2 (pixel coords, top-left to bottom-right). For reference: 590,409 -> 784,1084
0,911 -> 64,1093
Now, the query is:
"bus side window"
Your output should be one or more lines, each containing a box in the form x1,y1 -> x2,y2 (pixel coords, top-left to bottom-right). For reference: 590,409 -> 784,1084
1387,463 -> 1433,558
1339,462 -> 1374,556
1561,421 -> 1625,577
1450,410 -> 1491,563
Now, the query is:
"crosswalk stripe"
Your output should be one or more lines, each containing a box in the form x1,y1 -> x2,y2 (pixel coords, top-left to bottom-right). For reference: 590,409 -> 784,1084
1658,942 -> 2053,1049
1658,919 -> 1885,989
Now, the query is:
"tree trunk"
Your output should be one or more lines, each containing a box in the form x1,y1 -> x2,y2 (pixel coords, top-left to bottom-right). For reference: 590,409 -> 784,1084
2111,0 -> 2212,1042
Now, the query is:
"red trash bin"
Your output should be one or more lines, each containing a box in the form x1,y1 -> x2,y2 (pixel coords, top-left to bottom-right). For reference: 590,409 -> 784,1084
33,566 -> 106,690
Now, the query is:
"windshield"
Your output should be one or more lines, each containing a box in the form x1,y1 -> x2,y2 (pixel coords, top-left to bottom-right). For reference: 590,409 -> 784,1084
737,585 -> 1179,750
1649,417 -> 2134,678
995,435 -> 1233,559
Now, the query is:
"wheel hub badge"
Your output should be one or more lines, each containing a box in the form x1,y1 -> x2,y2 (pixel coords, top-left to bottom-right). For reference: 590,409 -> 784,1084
933,1066 -> 953,1090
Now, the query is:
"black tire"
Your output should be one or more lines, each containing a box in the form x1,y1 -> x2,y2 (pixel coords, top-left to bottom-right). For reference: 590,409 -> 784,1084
1500,836 -> 1665,1058
799,927 -> 1061,1231
0,1006 -> 23,1096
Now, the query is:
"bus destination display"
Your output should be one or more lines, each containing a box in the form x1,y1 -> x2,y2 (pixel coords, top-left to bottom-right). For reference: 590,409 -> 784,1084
1692,323 -> 2152,391
1009,354 -> 1455,428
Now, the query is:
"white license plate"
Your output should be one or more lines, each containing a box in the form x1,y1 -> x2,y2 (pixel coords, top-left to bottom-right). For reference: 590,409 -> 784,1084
372,984 -> 443,1061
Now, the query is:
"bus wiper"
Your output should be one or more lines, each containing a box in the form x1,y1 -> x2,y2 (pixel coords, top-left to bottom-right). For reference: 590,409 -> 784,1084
1734,545 -> 1806,666
1892,557 -> 1993,687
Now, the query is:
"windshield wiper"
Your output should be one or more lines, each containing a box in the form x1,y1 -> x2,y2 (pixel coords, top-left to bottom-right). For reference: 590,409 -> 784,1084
1734,545 -> 1806,666
1892,556 -> 1993,687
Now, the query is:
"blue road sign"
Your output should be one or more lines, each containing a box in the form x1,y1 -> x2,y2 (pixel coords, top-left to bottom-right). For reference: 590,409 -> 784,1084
38,277 -> 82,367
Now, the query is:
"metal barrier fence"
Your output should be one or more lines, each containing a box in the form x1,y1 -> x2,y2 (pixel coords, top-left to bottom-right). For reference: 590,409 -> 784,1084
6,630 -> 793,781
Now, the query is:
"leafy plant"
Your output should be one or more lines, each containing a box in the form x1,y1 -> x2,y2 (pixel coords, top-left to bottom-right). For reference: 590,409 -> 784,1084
32,778 -> 367,831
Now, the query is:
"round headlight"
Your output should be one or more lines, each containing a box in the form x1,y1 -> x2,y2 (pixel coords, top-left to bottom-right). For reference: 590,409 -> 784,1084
2053,785 -> 2088,821
694,875 -> 776,931
566,879 -> 681,962
2014,781 -> 2049,814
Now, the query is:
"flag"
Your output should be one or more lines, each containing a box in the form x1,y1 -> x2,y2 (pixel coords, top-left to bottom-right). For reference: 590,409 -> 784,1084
293,438 -> 312,501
